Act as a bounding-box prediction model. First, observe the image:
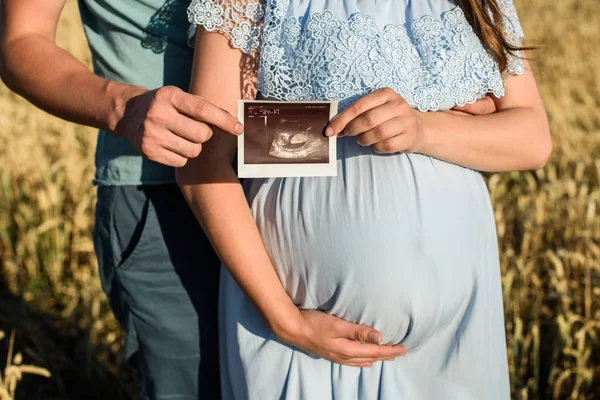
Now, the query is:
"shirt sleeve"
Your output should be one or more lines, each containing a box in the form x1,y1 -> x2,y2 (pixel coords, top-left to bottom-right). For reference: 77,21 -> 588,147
497,0 -> 526,76
187,0 -> 265,54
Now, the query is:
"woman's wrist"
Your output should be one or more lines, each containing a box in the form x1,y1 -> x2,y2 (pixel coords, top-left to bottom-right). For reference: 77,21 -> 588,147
261,298 -> 305,343
412,110 -> 446,156
407,109 -> 429,154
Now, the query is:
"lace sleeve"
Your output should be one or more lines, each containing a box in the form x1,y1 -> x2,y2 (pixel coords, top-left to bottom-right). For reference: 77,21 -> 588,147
498,0 -> 526,76
187,0 -> 265,54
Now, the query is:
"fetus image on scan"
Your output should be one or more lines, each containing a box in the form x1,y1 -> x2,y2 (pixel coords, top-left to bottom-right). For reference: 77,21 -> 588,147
243,102 -> 331,165
269,119 -> 326,160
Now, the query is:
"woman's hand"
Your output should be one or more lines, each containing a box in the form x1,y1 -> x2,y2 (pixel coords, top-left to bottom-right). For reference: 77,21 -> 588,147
275,308 -> 406,368
325,88 -> 499,154
325,88 -> 426,154
448,94 -> 497,116
329,60 -> 550,172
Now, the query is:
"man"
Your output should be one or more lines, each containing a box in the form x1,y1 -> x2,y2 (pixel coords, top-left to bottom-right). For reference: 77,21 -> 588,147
0,1 -> 497,398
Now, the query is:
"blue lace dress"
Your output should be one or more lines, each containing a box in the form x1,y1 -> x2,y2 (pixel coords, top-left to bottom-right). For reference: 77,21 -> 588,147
189,1 -> 525,398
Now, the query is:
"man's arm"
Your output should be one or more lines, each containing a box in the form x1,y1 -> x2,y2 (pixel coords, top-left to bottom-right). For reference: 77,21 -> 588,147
0,0 -> 242,167
0,0 -> 128,130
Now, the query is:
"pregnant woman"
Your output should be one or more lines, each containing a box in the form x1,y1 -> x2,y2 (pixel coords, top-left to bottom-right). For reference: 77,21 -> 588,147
178,0 -> 551,398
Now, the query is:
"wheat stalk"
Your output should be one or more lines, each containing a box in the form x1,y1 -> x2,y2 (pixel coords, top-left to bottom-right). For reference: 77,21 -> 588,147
0,331 -> 51,400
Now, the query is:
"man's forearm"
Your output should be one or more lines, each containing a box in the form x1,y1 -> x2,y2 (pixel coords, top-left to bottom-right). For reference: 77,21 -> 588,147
0,33 -> 143,133
1,25 -> 241,168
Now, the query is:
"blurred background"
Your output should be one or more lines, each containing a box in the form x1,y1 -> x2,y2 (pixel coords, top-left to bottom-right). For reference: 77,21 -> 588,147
0,0 -> 599,399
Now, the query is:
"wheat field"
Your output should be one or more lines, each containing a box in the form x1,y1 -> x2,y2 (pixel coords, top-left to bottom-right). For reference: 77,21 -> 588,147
1,0 -> 599,399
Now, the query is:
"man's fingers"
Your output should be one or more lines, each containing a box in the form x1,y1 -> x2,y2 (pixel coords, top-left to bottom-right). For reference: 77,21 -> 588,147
151,149 -> 189,168
157,129 -> 203,159
326,88 -> 398,137
452,95 -> 497,115
172,90 -> 243,135
167,113 -> 214,144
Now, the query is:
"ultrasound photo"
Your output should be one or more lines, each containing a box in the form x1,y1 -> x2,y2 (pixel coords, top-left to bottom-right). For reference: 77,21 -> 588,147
238,100 -> 338,178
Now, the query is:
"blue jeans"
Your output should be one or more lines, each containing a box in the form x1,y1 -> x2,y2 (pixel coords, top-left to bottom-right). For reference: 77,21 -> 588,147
93,185 -> 221,399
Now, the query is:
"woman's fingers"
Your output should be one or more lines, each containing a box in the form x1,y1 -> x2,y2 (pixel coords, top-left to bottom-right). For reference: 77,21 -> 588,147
343,355 -> 400,364
443,109 -> 471,116
332,319 -> 407,359
371,134 -> 412,154
294,309 -> 406,366
341,102 -> 400,138
336,349 -> 401,366
332,337 -> 406,360
452,95 -> 497,115
343,321 -> 383,344
326,88 -> 401,137
356,117 -> 407,147
345,362 -> 374,368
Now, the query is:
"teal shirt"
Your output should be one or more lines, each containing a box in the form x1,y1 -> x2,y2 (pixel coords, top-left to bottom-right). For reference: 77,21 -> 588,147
79,0 -> 192,185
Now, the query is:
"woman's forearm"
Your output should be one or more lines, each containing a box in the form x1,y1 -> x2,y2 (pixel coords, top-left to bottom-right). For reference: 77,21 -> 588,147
178,28 -> 302,337
419,106 -> 551,172
177,159 -> 301,337
418,61 -> 552,173
180,30 -> 407,365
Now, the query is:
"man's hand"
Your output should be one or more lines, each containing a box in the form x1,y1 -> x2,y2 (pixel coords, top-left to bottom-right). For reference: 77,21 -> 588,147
115,86 -> 244,167
275,308 -> 406,368
1,0 -> 244,166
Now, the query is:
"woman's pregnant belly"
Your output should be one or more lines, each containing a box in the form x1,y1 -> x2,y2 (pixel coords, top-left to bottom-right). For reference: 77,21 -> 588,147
244,137 -> 495,348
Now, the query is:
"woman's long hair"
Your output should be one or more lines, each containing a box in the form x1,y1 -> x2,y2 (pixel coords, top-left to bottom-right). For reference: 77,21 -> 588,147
459,0 -> 531,72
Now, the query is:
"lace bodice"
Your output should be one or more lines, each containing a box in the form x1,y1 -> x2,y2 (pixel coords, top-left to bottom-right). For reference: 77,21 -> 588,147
188,0 -> 526,111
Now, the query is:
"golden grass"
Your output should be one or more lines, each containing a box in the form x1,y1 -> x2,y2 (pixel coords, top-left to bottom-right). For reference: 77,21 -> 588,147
0,331 -> 51,400
0,0 -> 599,398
